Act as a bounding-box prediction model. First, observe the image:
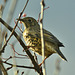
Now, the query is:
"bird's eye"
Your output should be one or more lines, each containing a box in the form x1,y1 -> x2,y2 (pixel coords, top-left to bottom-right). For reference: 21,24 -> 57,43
28,19 -> 32,22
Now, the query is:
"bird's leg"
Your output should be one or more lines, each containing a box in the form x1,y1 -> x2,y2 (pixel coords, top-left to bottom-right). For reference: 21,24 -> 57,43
39,57 -> 47,66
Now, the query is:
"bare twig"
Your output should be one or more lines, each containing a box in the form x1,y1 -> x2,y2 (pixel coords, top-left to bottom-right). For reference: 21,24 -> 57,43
37,6 -> 49,22
40,0 -> 46,75
0,0 -> 8,75
9,43 -> 28,57
0,59 -> 7,75
0,60 -> 35,70
1,0 -> 29,54
14,19 -> 23,33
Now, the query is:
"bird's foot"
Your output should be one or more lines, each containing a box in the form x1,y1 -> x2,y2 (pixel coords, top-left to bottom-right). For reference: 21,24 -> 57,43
39,57 -> 47,66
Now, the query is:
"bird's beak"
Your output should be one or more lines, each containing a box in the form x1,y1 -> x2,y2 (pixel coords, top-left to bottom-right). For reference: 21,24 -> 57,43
16,18 -> 24,22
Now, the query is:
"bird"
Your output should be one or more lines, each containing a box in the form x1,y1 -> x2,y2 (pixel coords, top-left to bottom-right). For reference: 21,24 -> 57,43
17,17 -> 67,62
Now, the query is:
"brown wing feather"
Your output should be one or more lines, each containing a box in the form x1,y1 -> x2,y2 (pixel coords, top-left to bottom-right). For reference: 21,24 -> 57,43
43,29 -> 64,47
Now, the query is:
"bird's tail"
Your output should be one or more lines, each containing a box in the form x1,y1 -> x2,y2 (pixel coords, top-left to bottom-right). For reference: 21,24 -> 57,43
56,49 -> 67,61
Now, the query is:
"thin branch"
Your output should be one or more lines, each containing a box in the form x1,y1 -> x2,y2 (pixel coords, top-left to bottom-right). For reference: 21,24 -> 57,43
9,43 -> 28,57
40,0 -> 46,75
0,60 -> 35,70
0,59 -> 7,75
37,6 -> 49,22
1,0 -> 29,55
0,0 -> 8,75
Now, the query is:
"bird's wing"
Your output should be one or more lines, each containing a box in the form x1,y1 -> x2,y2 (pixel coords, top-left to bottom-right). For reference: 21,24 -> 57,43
33,28 -> 64,47
43,29 -> 64,47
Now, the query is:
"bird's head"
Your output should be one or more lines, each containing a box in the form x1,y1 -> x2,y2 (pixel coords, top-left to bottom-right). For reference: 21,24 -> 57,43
17,17 -> 39,29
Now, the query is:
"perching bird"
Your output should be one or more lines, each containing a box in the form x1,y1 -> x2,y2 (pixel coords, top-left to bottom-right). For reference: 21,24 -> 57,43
17,17 -> 67,61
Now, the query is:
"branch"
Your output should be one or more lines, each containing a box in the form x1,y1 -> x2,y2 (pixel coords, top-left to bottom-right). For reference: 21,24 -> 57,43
0,0 -> 8,75
0,60 -> 34,70
40,0 -> 46,75
0,0 -> 29,56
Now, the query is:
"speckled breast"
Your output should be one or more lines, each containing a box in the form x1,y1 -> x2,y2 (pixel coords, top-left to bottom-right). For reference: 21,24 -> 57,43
23,31 -> 56,57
